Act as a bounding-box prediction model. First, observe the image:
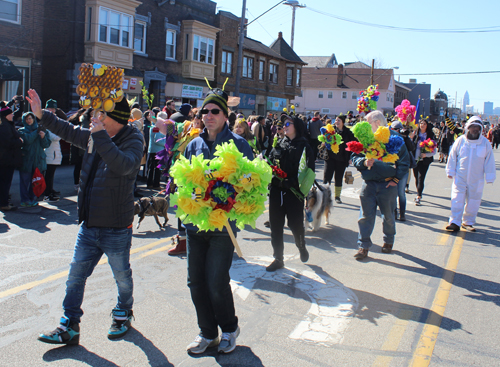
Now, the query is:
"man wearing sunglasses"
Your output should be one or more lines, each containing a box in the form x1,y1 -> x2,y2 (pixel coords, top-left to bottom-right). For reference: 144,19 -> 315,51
182,88 -> 253,355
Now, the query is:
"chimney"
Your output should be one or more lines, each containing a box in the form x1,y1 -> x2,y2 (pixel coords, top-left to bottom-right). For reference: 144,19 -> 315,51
337,64 -> 344,87
278,31 -> 283,39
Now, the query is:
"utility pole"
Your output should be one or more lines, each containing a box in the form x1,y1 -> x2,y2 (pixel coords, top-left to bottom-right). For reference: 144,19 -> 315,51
284,1 -> 306,49
234,0 -> 247,97
370,59 -> 375,85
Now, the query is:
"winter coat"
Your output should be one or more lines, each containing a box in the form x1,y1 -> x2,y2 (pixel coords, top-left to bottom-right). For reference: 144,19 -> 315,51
17,112 -> 50,173
148,128 -> 166,154
39,110 -> 144,228
328,126 -> 357,166
0,116 -> 23,167
44,130 -> 62,165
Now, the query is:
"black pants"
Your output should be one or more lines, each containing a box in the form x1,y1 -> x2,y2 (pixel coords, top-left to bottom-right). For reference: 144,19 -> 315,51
146,153 -> 162,187
323,159 -> 346,187
269,186 -> 305,261
413,159 -> 432,197
310,138 -> 320,160
44,164 -> 58,196
493,140 -> 500,149
0,165 -> 15,207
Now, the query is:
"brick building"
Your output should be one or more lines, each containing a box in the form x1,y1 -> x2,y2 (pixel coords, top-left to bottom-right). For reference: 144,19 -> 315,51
0,0 -> 44,104
214,11 -> 305,115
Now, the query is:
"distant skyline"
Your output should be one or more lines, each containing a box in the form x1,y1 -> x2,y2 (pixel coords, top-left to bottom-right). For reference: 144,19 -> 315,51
214,0 -> 500,114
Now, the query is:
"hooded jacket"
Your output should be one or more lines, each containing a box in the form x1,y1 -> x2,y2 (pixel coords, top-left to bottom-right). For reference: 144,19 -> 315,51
44,130 -> 62,165
39,110 -> 144,228
17,112 -> 51,173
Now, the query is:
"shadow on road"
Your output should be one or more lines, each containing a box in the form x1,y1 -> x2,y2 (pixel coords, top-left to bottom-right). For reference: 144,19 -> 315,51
43,345 -> 120,366
188,345 -> 264,366
122,328 -> 173,366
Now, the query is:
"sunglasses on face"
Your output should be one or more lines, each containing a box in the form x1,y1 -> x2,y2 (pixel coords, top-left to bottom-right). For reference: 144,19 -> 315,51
277,127 -> 283,130
200,108 -> 222,115
284,121 -> 294,127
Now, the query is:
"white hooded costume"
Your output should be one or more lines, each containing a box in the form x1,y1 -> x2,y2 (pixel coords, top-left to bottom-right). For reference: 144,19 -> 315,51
446,116 -> 496,226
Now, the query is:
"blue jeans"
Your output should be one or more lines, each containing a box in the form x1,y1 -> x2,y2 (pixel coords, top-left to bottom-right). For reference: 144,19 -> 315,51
397,172 -> 409,212
187,231 -> 238,340
62,223 -> 133,323
357,181 -> 397,249
19,170 -> 35,203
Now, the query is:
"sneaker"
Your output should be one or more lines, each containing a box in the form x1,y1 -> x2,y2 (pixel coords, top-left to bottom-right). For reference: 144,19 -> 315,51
461,224 -> 476,232
168,235 -> 187,255
187,335 -> 220,354
381,243 -> 393,253
335,197 -> 342,204
0,204 -> 17,212
445,223 -> 460,232
218,326 -> 240,354
108,309 -> 134,339
51,190 -> 61,195
264,221 -> 270,228
266,259 -> 284,272
44,194 -> 59,202
29,200 -> 39,207
405,186 -> 410,194
298,246 -> 309,262
414,197 -> 421,206
38,316 -> 80,345
354,248 -> 369,260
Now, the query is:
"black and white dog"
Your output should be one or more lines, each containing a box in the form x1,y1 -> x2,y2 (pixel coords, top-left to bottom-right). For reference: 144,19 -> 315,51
305,181 -> 333,232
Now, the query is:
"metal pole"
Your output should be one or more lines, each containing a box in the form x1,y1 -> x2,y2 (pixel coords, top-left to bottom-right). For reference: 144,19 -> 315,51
234,0 -> 247,97
291,5 -> 296,49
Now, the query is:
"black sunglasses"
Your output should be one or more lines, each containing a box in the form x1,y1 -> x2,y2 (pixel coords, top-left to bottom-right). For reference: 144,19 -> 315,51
200,108 -> 222,115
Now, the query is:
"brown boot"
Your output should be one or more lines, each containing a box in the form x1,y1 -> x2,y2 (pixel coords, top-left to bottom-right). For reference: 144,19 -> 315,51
354,248 -> 368,260
381,243 -> 393,253
168,235 -> 187,255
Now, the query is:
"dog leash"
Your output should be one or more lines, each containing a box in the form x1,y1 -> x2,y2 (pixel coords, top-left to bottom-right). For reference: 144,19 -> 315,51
313,180 -> 325,192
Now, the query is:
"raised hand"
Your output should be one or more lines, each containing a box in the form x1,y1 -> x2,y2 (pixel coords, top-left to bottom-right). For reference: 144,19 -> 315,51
25,89 -> 43,120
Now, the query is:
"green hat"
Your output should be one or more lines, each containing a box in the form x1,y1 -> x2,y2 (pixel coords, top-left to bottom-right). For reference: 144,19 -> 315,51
202,88 -> 228,116
45,99 -> 57,109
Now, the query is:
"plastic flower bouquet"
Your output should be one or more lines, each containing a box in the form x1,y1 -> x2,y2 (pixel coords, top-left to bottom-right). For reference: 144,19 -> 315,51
318,123 -> 343,153
170,141 -> 272,255
395,99 -> 417,130
357,85 -> 380,114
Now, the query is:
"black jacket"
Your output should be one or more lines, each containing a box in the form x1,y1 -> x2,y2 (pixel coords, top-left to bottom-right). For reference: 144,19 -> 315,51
328,127 -> 356,165
269,136 -> 315,191
40,111 -> 144,228
0,117 -> 23,167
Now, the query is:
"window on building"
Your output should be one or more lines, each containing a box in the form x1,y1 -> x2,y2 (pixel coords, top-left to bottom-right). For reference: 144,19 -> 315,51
99,7 -> 131,47
386,93 -> 390,101
221,51 -> 233,74
87,7 -> 92,41
192,35 -> 214,64
165,30 -> 176,59
242,56 -> 254,78
286,68 -> 293,86
328,91 -> 333,99
296,68 -> 301,87
352,91 -> 357,99
259,60 -> 265,80
391,95 -> 393,102
269,63 -> 278,83
318,91 -> 324,99
134,21 -> 146,54
0,0 -> 20,23
342,91 -> 347,99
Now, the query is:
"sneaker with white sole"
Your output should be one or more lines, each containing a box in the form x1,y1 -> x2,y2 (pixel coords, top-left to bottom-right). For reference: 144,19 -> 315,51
218,326 -> 240,354
187,335 -> 220,354
38,316 -> 80,345
108,309 -> 134,339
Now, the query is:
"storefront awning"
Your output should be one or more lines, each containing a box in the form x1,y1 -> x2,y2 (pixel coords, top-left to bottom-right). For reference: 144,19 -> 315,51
0,56 -> 23,81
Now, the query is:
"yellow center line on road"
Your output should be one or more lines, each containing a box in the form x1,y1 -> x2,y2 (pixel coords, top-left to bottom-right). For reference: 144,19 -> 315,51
0,236 -> 172,300
410,232 -> 465,367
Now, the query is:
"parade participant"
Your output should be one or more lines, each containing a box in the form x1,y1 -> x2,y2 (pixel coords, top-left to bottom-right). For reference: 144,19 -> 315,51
411,119 -> 436,206
146,115 -> 166,190
445,116 -> 496,232
69,108 -> 92,192
234,118 -> 258,155
183,87 -> 253,354
162,99 -> 176,118
492,125 -> 500,149
308,111 -> 323,159
0,97 -> 24,211
390,120 -> 415,221
322,115 -> 356,204
352,111 -> 410,259
251,115 -> 266,153
266,114 -> 315,272
17,112 -> 51,207
170,103 -> 192,123
26,86 -> 144,344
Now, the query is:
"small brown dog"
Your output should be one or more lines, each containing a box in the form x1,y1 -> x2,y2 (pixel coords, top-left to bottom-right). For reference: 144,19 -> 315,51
134,196 -> 169,229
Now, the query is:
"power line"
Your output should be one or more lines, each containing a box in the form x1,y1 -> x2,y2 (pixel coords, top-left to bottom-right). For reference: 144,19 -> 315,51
304,70 -> 500,77
306,7 -> 500,33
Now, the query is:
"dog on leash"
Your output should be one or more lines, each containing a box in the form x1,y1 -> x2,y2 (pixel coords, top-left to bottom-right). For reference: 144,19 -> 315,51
134,196 -> 169,229
305,182 -> 333,232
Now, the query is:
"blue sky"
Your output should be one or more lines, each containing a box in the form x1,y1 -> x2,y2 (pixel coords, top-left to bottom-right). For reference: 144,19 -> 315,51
214,0 -> 500,113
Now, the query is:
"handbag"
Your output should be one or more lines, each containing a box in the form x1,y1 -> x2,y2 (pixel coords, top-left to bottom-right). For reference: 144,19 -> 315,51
344,170 -> 354,184
32,168 -> 46,197
317,144 -> 329,160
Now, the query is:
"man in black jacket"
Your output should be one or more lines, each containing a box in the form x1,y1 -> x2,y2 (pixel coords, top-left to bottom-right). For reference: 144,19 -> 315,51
26,89 -> 144,345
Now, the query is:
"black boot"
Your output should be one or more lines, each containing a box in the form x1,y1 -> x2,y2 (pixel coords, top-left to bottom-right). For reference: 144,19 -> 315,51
399,209 -> 406,221
394,208 -> 398,220
296,235 -> 309,263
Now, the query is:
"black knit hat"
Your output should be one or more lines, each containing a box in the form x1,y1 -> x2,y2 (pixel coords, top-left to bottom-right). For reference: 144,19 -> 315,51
202,88 -> 228,116
107,97 -> 130,125
0,101 -> 13,118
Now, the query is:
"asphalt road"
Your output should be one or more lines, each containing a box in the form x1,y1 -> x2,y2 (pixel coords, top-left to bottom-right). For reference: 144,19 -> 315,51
1,150 -> 499,367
